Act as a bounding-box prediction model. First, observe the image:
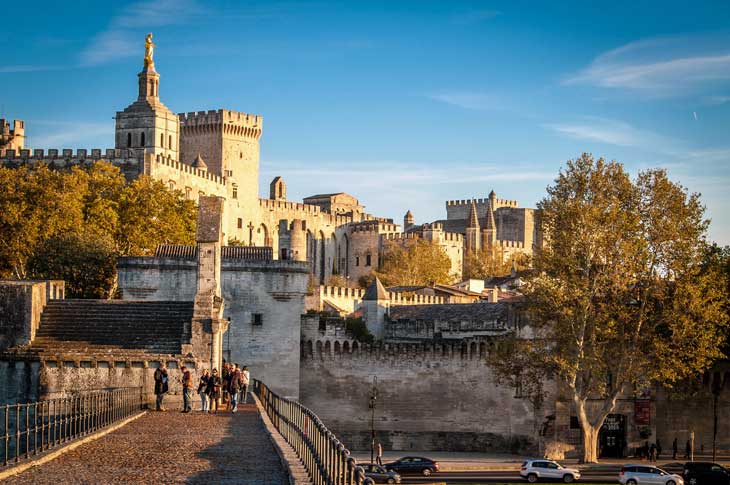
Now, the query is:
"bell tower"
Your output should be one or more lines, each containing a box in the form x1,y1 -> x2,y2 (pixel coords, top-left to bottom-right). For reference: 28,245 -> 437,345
115,33 -> 179,160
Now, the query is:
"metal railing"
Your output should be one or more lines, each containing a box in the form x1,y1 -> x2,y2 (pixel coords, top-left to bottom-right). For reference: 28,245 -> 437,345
254,380 -> 375,485
0,387 -> 143,467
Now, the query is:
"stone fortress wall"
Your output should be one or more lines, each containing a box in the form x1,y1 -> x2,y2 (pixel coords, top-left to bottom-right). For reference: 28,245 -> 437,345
306,284 -> 445,314
299,339 -> 552,453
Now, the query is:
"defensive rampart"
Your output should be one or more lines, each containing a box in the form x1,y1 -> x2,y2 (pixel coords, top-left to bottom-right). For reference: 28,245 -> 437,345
300,339 -> 548,452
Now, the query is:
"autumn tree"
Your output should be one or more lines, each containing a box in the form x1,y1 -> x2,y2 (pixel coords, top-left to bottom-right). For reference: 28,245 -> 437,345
463,246 -> 531,280
0,162 -> 197,296
492,154 -> 728,463
374,239 -> 453,287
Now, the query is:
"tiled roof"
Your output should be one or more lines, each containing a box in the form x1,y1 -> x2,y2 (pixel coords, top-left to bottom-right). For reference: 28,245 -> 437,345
389,302 -> 506,322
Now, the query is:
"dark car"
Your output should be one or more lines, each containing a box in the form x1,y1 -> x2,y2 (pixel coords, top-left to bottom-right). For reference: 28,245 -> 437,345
684,462 -> 730,485
360,463 -> 401,484
385,456 -> 440,476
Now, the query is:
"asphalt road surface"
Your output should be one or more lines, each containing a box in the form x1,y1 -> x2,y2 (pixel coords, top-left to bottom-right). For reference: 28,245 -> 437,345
397,469 -> 621,484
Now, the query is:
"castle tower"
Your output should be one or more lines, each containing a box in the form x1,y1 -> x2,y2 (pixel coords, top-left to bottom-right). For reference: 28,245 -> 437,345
482,198 -> 497,247
289,219 -> 306,262
270,176 -> 286,201
178,109 -> 262,205
191,196 -> 228,372
363,277 -> 389,340
403,210 -> 414,231
465,200 -> 481,253
115,34 -> 180,161
0,119 -> 25,156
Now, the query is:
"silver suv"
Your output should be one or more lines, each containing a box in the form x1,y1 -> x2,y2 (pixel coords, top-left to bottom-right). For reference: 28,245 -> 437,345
521,459 -> 581,483
619,465 -> 684,485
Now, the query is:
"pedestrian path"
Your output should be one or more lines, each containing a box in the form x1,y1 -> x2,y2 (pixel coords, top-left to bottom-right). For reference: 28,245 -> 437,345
9,403 -> 289,485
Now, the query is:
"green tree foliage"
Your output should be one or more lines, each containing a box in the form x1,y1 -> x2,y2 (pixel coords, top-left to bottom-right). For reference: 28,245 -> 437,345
375,239 -> 453,287
463,247 -> 531,280
0,162 -> 196,297
344,317 -> 374,344
490,154 -> 728,463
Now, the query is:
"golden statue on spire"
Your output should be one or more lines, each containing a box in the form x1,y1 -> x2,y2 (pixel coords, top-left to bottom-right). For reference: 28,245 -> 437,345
144,33 -> 155,68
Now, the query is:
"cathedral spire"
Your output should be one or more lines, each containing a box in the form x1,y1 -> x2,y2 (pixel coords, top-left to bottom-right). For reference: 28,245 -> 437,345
467,199 -> 480,228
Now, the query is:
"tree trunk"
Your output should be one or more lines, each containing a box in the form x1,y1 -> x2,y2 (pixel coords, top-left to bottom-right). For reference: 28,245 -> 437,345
581,424 -> 600,463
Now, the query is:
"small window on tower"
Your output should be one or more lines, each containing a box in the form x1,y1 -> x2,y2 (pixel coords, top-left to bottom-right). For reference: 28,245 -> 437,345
252,313 -> 263,326
127,133 -> 132,147
355,256 -> 360,267
169,135 -> 172,149
240,152 -> 243,159
237,218 -> 243,229
365,255 -> 371,266
140,132 -> 145,147
160,133 -> 164,147
232,185 -> 238,199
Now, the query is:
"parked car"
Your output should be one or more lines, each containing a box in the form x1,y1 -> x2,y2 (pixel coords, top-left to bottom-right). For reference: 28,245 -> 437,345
360,463 -> 401,484
384,456 -> 439,476
619,465 -> 684,485
683,462 -> 730,485
520,459 -> 581,483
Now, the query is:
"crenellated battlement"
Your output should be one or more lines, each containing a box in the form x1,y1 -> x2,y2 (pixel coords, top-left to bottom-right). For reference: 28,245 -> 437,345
496,239 -> 525,249
446,197 -> 518,208
382,232 -> 419,241
3,148 -> 138,160
258,198 -> 353,227
442,232 -> 463,242
311,284 -> 446,314
301,338 -> 494,363
349,221 -> 401,234
179,109 -> 263,139
151,153 -> 227,185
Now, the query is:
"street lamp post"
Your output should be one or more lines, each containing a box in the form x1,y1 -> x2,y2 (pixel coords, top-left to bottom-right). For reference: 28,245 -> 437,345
369,376 -> 378,464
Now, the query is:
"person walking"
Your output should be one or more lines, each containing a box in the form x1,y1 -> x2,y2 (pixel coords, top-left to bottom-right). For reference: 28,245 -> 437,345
153,362 -> 169,411
672,437 -> 678,460
206,368 -> 222,414
198,369 -> 210,412
240,366 -> 250,404
181,365 -> 193,413
685,439 -> 692,460
222,363 -> 231,411
649,443 -> 657,462
229,364 -> 242,413
376,442 -> 383,466
656,439 -> 662,461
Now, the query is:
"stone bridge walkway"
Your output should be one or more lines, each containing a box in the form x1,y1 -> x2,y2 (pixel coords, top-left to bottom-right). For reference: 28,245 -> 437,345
9,403 -> 289,485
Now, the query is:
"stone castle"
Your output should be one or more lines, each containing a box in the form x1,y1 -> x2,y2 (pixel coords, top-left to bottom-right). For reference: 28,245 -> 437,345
1,36 -> 723,460
1,38 -> 539,285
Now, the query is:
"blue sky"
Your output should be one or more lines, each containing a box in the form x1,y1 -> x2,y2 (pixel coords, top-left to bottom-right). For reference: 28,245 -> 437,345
2,0 -> 730,244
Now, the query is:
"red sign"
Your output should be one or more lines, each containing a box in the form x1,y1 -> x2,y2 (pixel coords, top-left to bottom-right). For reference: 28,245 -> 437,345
635,400 -> 651,425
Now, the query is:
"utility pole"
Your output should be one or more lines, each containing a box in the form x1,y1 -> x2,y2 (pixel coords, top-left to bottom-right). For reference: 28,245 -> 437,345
369,376 -> 378,464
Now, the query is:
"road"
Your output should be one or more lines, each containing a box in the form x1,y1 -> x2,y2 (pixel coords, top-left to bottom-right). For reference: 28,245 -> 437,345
397,469 -> 620,484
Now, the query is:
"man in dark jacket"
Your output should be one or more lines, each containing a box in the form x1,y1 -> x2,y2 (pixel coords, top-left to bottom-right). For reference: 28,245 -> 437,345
153,362 -> 169,411
229,364 -> 243,413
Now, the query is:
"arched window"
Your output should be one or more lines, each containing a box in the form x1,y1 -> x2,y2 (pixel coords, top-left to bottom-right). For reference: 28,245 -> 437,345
140,132 -> 145,147
127,133 -> 132,147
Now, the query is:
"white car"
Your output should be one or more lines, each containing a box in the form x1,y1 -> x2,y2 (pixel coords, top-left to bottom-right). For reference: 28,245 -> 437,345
521,459 -> 582,483
619,465 -> 684,485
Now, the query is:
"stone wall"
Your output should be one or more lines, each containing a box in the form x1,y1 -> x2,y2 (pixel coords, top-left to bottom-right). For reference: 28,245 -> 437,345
118,256 -> 309,398
299,341 -> 552,453
0,281 -> 64,351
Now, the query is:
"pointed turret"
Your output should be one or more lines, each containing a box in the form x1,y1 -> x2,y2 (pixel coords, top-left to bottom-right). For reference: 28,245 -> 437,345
482,198 -> 497,247
465,199 -> 481,253
362,277 -> 389,340
191,153 -> 207,170
403,210 -> 414,231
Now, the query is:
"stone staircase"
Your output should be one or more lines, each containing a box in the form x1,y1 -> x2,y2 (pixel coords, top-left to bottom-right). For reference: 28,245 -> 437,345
31,300 -> 194,356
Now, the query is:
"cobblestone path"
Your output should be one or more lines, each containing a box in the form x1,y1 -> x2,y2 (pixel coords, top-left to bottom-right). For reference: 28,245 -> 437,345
9,402 -> 289,485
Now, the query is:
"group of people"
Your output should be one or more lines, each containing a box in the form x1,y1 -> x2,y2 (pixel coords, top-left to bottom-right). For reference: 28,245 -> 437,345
152,362 -> 250,414
637,437 -> 695,462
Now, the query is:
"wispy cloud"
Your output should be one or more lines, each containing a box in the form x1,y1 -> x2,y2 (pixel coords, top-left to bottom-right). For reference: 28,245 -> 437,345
80,0 -> 206,66
543,116 -> 675,150
0,65 -> 59,73
564,35 -> 730,97
27,120 -> 114,148
703,95 -> 730,105
425,92 -> 498,111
